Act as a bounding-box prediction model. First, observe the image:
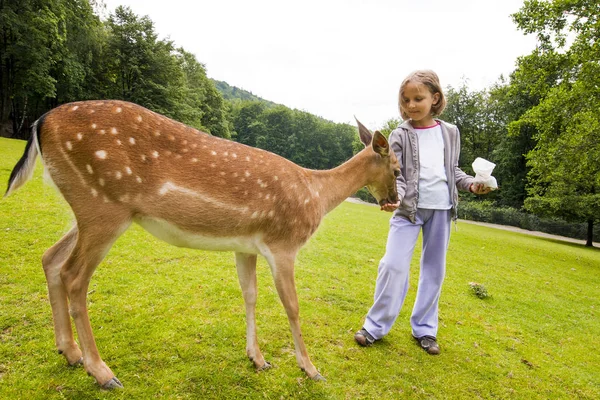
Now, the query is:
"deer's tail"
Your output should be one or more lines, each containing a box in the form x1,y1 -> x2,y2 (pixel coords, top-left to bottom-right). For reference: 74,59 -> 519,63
4,117 -> 43,197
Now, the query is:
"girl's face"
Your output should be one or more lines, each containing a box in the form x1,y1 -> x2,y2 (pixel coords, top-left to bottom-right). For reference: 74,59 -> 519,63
400,81 -> 440,127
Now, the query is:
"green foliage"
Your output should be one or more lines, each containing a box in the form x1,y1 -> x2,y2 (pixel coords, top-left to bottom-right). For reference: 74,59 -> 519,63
212,79 -> 278,107
468,282 -> 490,300
1,138 -> 599,399
0,0 -> 96,135
0,3 -> 231,139
511,0 -> 600,242
459,200 -> 600,241
229,101 -> 355,170
353,187 -> 376,204
441,83 -> 502,168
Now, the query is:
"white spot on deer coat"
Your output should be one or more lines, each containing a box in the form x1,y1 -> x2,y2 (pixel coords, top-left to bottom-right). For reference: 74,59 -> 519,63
76,133 -> 83,141
111,127 -> 118,135
136,115 -> 142,122
65,141 -> 72,151
211,151 -> 217,156
71,106 -> 79,111
115,107 -> 122,113
125,167 -> 132,175
136,176 -> 142,183
91,188 -> 98,197
152,151 -> 159,158
129,137 -> 136,145
91,123 -> 97,129
115,171 -> 122,180
95,150 -> 107,159
86,164 -> 93,174
99,178 -> 105,186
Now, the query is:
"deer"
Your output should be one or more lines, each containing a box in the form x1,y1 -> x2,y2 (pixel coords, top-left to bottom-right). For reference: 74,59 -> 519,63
4,100 -> 399,389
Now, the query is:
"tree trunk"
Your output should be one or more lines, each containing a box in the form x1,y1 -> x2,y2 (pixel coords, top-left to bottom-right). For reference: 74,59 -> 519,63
586,219 -> 594,247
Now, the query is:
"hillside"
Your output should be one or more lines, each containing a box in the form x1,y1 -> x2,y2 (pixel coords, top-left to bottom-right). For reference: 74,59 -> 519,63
211,79 -> 278,107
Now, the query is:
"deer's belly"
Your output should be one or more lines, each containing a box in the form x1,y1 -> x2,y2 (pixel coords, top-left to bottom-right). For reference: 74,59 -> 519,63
134,216 -> 259,253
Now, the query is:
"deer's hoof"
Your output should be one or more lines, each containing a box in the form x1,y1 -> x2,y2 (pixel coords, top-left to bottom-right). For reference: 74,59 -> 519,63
257,361 -> 272,372
101,377 -> 124,390
311,373 -> 326,382
69,357 -> 83,367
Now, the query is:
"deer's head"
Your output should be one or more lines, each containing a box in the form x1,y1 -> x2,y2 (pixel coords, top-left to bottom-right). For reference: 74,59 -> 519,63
356,119 -> 400,206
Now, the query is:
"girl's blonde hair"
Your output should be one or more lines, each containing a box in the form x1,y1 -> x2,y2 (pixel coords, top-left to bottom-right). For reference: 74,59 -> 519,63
398,70 -> 446,120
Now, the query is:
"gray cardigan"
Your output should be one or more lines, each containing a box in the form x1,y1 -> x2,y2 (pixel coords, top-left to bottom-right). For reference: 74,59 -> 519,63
389,120 -> 475,223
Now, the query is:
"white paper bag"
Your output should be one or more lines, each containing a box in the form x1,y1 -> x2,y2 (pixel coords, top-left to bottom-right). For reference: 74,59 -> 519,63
472,157 -> 498,190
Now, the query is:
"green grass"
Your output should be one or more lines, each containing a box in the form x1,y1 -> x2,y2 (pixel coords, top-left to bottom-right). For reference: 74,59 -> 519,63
1,137 -> 599,399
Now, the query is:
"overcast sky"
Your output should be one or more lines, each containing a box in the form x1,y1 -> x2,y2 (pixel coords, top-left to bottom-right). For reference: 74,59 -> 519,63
101,0 -> 538,128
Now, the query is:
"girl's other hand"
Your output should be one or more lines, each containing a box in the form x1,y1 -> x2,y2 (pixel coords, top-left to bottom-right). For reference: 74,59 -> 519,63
380,201 -> 400,212
470,183 -> 491,195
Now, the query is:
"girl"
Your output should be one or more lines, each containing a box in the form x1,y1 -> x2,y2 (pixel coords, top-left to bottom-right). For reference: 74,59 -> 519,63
354,70 -> 490,354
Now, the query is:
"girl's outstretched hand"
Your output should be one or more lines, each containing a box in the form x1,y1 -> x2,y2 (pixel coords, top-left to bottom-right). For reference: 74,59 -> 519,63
470,183 -> 491,195
380,201 -> 400,212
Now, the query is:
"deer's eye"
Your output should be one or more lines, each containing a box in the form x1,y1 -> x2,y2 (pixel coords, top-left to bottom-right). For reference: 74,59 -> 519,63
393,170 -> 400,177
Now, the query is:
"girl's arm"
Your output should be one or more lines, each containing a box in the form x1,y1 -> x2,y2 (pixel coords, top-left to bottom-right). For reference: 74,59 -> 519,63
454,127 -> 476,192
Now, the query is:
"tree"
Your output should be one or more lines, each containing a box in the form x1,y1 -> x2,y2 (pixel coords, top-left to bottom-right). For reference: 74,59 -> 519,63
103,6 -> 183,112
230,101 -> 267,147
102,6 -> 230,138
512,0 -> 600,246
0,0 -> 98,137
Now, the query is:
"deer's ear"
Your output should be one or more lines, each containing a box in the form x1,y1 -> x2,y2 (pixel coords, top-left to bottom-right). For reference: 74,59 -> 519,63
355,117 -> 372,146
372,131 -> 390,157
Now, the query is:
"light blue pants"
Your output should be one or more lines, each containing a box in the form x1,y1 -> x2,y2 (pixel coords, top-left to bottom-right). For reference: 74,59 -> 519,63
363,208 -> 452,339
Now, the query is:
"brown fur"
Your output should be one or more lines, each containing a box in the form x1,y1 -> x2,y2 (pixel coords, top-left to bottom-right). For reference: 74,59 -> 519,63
8,100 -> 400,388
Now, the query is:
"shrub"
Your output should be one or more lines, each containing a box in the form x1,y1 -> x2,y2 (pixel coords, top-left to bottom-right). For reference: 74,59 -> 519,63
459,200 -> 599,241
469,282 -> 490,299
354,187 -> 377,204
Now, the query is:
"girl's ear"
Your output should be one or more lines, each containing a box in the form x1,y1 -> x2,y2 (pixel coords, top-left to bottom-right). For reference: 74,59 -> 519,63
432,92 -> 441,105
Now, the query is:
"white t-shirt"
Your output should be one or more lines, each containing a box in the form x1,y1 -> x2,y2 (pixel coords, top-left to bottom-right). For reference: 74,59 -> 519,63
416,123 -> 451,210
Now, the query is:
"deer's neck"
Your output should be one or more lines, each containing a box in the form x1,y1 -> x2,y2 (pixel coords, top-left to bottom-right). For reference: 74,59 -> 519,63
308,149 -> 373,214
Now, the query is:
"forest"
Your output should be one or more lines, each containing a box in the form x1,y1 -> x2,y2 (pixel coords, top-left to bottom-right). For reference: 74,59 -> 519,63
0,0 -> 598,245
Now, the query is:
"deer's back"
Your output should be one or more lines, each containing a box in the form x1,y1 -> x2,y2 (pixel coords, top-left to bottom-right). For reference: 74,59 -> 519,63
38,100 -> 323,249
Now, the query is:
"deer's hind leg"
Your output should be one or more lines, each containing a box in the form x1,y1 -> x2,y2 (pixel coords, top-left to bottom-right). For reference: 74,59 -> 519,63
42,225 -> 82,366
59,209 -> 131,389
235,252 -> 270,371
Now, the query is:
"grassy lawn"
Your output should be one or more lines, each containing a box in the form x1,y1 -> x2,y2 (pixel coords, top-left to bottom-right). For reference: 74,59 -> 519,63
0,137 -> 598,399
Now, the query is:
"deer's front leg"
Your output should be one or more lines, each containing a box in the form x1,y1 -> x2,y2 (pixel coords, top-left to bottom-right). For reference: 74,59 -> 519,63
235,252 -> 270,371
267,251 -> 324,381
